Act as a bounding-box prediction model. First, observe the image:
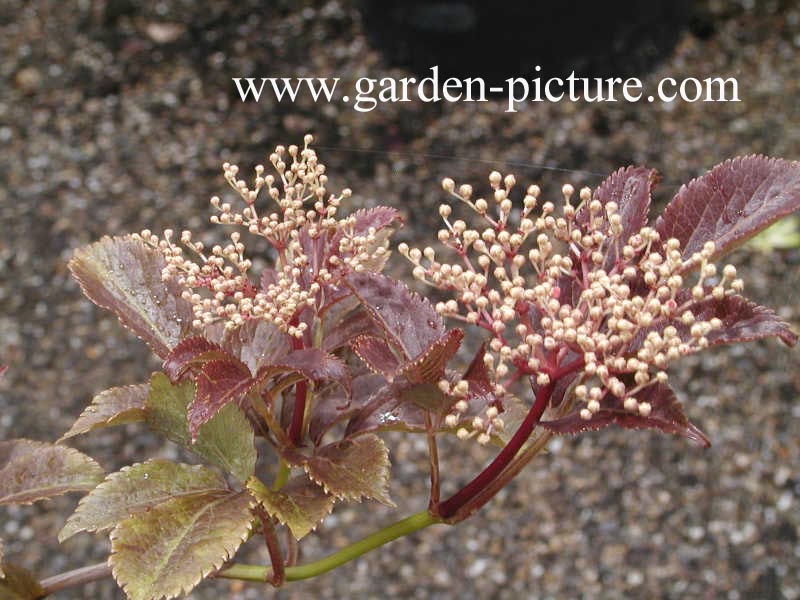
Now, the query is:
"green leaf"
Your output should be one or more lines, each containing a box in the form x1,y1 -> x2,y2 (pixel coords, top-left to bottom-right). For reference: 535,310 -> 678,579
146,373 -> 256,482
68,235 -> 193,358
247,476 -> 335,541
59,460 -> 228,542
748,215 -> 800,252
0,440 -> 104,505
303,434 -> 394,506
110,490 -> 253,600
59,384 -> 149,442
0,563 -> 44,600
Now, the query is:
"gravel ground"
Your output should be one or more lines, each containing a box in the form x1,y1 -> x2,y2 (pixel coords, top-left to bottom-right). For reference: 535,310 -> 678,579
0,1 -> 798,598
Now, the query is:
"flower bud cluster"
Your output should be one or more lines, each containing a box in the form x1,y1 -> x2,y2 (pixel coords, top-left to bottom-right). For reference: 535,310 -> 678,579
439,378 -> 505,445
404,171 -> 745,427
137,136 -> 389,336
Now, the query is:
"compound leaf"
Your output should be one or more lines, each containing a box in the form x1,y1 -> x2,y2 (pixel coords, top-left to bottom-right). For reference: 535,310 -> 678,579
246,476 -> 334,540
59,384 -> 149,442
146,373 -> 256,482
0,563 -> 44,599
656,155 -> 800,261
0,440 -> 103,505
110,489 -> 253,600
60,460 -> 227,542
347,272 -> 444,361
540,383 -> 710,447
303,434 -> 393,506
68,236 -> 192,358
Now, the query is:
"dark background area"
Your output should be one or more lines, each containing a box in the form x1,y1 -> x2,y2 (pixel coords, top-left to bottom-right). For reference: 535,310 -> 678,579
0,1 -> 798,598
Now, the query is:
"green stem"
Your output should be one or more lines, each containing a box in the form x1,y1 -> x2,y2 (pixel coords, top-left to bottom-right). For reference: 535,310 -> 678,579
272,458 -> 290,491
217,510 -> 441,583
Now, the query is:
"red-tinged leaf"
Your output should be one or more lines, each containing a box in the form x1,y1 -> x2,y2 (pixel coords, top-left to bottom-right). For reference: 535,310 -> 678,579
221,319 -> 291,373
309,374 -> 387,445
189,359 -> 254,439
350,206 -> 403,235
0,365 -> 7,380
68,236 -> 193,358
247,475 -> 335,540
162,337 -> 230,383
346,272 -> 444,361
0,440 -> 104,505
59,383 -> 149,441
0,563 -> 44,599
578,166 -> 656,238
540,383 -> 710,447
273,348 -> 349,385
398,328 -> 464,384
463,344 -> 491,391
693,294 -> 797,347
629,292 -> 798,351
109,489 -> 253,600
322,307 -> 374,351
303,434 -> 393,505
352,335 -> 402,377
656,155 -> 800,261
584,166 -> 658,267
345,381 -> 428,437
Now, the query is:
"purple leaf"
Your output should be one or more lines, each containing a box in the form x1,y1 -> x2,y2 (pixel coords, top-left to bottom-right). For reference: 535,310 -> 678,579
346,272 -> 444,361
189,359 -> 254,438
398,328 -> 464,384
221,319 -> 292,373
345,381 -> 430,437
540,383 -> 710,447
693,294 -> 798,347
656,155 -> 800,260
69,236 -> 193,358
577,166 -> 657,265
163,336 -> 230,383
322,306 -> 374,351
629,291 -> 797,350
309,374 -> 387,445
266,348 -> 349,387
352,335 -> 402,377
350,207 -> 403,235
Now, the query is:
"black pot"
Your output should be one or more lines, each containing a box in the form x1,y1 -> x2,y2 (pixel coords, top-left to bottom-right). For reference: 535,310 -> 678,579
359,0 -> 692,86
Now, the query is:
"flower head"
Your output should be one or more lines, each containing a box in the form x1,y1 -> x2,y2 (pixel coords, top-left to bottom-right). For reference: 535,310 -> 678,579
404,170 -> 746,424
135,135 -> 395,337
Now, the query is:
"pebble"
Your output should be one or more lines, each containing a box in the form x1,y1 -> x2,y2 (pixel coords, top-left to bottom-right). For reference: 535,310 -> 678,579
0,1 -> 797,599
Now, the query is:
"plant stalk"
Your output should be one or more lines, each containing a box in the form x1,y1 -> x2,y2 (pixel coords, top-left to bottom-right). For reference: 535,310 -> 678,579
217,510 -> 440,583
437,380 -> 555,519
33,511 -> 441,596
38,562 -> 112,597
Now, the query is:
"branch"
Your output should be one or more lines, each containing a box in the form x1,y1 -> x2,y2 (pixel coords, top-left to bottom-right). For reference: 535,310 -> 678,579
437,379 -> 555,519
38,562 -> 112,597
217,510 -> 441,583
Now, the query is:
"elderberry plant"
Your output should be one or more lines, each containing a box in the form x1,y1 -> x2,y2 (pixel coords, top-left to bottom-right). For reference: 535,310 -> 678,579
1,136 -> 798,599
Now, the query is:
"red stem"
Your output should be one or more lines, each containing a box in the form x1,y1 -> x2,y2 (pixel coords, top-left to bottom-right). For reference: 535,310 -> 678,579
288,380 -> 307,445
437,379 -> 555,519
288,330 -> 307,445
